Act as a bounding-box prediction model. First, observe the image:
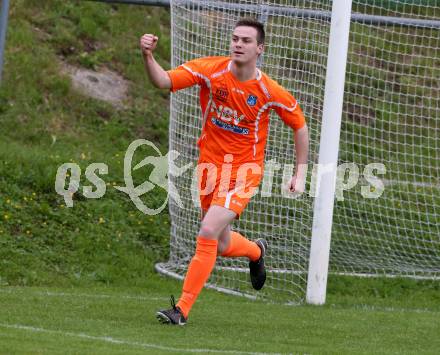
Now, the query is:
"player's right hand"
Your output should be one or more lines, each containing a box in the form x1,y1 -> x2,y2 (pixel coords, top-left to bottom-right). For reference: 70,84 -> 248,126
140,34 -> 158,56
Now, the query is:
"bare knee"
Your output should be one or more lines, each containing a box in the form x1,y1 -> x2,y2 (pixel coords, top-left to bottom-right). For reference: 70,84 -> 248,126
198,222 -> 218,239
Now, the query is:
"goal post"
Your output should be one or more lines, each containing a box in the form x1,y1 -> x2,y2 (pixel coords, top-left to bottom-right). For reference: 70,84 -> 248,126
306,0 -> 353,305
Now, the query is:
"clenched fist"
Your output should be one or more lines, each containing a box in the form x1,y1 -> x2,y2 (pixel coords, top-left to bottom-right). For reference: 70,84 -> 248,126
140,34 -> 158,56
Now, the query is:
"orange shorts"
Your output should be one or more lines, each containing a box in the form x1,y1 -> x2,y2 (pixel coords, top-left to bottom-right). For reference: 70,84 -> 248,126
196,160 -> 262,216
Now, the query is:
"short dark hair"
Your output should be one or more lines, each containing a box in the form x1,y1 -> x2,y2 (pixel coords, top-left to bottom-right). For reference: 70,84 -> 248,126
234,18 -> 265,45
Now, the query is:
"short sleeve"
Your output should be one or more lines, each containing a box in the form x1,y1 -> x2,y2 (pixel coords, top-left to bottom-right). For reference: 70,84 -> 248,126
167,57 -> 210,92
272,84 -> 306,130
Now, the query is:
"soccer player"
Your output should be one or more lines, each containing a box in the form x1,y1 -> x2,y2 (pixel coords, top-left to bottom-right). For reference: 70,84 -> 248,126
140,18 -> 309,325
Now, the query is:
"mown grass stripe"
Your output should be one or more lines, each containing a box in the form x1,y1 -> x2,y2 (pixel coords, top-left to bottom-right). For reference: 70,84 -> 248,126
0,323 -> 282,355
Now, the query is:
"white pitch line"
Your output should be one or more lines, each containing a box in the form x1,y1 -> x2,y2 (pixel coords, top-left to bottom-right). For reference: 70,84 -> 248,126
0,323 -> 282,355
279,300 -> 440,314
0,288 -> 166,301
330,303 -> 440,315
382,179 -> 439,189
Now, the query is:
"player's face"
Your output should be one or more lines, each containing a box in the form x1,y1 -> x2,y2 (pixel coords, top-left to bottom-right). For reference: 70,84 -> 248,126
230,26 -> 264,64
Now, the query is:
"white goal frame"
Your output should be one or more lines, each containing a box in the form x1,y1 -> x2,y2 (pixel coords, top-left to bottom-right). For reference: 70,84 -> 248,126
306,0 -> 353,305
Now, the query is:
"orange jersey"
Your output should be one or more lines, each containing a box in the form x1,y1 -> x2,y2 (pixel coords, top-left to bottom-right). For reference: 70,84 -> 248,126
167,56 -> 306,168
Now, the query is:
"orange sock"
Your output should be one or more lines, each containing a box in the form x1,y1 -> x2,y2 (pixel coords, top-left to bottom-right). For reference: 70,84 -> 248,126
176,237 -> 218,318
220,231 -> 261,261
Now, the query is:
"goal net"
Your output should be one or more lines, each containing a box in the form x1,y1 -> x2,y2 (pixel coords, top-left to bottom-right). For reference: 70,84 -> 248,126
333,0 -> 439,279
156,0 -> 439,303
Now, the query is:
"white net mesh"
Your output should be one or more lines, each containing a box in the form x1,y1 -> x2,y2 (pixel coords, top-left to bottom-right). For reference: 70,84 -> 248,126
156,0 -> 440,303
333,0 -> 439,278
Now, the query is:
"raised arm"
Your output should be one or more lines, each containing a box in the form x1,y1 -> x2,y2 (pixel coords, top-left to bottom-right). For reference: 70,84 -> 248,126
140,34 -> 171,89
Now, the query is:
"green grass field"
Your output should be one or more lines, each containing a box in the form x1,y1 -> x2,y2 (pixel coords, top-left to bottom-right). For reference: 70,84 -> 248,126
1,276 -> 440,354
0,0 -> 439,353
